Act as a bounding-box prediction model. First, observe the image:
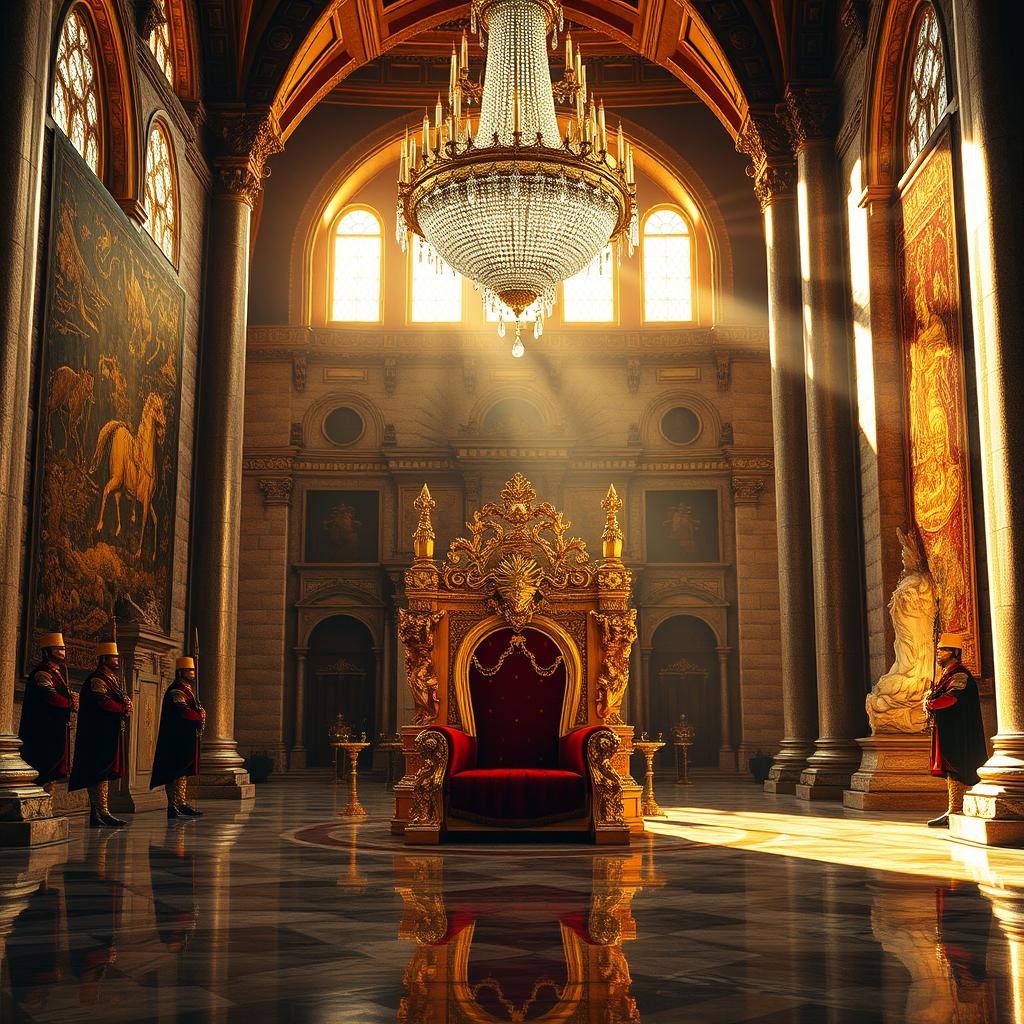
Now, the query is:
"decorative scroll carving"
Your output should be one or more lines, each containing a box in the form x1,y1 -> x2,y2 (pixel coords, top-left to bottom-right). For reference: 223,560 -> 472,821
258,477 -> 293,507
659,657 -> 708,679
409,729 -> 448,828
587,729 -> 626,828
316,656 -> 365,678
442,473 -> 594,591
591,609 -> 637,725
398,610 -> 445,725
292,352 -> 307,392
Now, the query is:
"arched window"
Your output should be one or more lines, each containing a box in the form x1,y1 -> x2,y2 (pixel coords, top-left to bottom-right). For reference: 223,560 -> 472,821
331,207 -> 383,322
410,236 -> 462,322
144,120 -> 178,262
903,3 -> 948,167
148,17 -> 175,86
52,5 -> 102,175
642,207 -> 693,322
562,244 -> 615,323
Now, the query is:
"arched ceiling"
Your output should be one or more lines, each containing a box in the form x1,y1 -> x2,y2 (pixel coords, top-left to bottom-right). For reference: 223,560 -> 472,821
197,1 -> 834,144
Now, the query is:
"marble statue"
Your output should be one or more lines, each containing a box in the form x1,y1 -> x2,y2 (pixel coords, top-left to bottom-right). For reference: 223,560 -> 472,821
865,527 -> 938,733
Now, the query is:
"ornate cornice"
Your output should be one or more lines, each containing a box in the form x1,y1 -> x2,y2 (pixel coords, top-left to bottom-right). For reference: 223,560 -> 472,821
208,108 -> 283,207
781,85 -> 839,152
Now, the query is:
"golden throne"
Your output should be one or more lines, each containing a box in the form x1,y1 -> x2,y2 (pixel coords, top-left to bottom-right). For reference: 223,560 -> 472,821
392,474 -> 642,844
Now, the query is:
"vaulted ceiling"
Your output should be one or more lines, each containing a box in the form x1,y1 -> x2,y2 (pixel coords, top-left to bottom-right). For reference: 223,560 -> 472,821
196,0 -> 837,141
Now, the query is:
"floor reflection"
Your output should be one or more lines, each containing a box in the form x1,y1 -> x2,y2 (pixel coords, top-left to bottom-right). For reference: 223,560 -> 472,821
396,854 -> 647,1022
1,783 -> 1024,1022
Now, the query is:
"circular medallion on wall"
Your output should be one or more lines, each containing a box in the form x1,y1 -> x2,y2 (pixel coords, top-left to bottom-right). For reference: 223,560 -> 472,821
323,406 -> 365,446
660,406 -> 701,445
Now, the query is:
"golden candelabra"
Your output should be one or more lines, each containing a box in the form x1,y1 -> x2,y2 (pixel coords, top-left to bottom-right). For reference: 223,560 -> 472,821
338,741 -> 371,817
633,735 -> 666,817
671,714 -> 695,785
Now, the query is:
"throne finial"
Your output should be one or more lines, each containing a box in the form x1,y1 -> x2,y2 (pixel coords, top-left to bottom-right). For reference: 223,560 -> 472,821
601,484 -> 624,561
413,484 -> 436,561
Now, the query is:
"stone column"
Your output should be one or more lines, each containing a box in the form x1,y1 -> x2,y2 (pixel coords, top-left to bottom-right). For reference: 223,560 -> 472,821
0,0 -> 67,847
949,0 -> 1024,847
784,87 -> 869,800
192,110 -> 280,800
638,649 -> 652,733
373,646 -> 384,736
291,647 -> 308,768
737,112 -> 819,794
716,647 -> 735,770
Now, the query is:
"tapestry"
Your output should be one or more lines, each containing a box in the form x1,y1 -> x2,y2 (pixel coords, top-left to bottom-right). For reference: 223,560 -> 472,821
896,131 -> 980,673
27,136 -> 185,667
304,490 -> 380,562
644,490 -> 720,563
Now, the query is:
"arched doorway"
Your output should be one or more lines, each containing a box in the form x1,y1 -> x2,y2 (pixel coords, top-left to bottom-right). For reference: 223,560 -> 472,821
649,616 -> 719,768
305,615 -> 376,767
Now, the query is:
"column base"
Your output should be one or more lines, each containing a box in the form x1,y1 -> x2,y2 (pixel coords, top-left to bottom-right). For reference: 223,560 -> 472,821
0,815 -> 69,847
948,813 -> 1024,847
842,733 -> 948,810
290,747 -> 307,769
764,740 -> 815,794
794,781 -> 846,801
764,775 -> 798,795
718,747 -> 736,771
795,740 -> 860,799
195,768 -> 255,801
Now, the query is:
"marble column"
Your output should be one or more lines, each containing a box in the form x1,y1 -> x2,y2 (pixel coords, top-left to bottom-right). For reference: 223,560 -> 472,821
0,0 -> 67,847
949,0 -> 1024,847
192,111 -> 280,800
373,646 -> 384,736
716,647 -> 735,770
784,87 -> 869,800
291,647 -> 308,768
737,113 -> 820,794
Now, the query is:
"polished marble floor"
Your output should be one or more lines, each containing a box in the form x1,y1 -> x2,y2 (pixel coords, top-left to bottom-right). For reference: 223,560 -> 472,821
2,770 -> 1024,1022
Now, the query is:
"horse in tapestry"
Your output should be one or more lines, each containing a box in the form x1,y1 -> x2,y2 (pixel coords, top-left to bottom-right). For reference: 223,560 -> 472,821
89,392 -> 167,559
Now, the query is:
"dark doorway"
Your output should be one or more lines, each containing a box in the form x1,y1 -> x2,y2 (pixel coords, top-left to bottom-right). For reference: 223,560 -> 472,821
649,616 -> 720,768
305,615 -> 376,767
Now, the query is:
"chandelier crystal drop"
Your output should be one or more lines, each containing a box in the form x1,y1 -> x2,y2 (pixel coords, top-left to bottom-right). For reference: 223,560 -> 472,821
397,0 -> 637,356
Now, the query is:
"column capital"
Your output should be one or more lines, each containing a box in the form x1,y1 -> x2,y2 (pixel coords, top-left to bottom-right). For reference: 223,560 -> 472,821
257,476 -> 293,508
731,476 -> 767,506
736,108 -> 797,210
207,107 -> 283,207
781,85 -> 839,152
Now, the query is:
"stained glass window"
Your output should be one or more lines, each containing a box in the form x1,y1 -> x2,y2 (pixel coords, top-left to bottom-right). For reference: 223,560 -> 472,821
642,208 -> 693,322
144,121 -> 177,262
149,18 -> 174,86
904,3 -> 948,167
562,245 -> 615,322
331,208 -> 383,322
410,235 -> 463,322
52,6 -> 102,174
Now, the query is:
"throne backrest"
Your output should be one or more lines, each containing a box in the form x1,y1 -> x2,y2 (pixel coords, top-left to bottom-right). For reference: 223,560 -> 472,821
468,627 -> 566,769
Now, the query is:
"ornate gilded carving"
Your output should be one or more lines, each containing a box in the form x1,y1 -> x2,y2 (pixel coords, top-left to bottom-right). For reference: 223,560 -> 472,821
486,553 -> 546,630
442,473 -> 594,591
601,484 -> 624,561
587,729 -> 626,827
412,484 -> 436,561
591,609 -> 637,725
398,610 -> 445,725
409,729 -> 448,827
257,477 -> 293,508
471,631 -> 563,676
659,657 -> 708,679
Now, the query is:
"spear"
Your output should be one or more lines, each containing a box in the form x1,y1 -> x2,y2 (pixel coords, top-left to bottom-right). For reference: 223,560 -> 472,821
191,626 -> 204,734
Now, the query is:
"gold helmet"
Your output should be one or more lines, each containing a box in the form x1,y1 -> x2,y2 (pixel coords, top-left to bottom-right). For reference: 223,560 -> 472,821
39,631 -> 65,648
937,632 -> 963,651
175,656 -> 195,670
96,641 -> 119,656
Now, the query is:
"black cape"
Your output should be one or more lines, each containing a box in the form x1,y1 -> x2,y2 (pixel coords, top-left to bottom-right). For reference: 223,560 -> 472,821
68,669 -> 127,791
18,660 -> 74,784
931,665 -> 989,785
149,680 -> 202,788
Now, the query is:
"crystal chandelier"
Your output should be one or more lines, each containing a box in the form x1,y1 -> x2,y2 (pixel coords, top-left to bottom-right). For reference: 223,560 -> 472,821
396,0 -> 638,356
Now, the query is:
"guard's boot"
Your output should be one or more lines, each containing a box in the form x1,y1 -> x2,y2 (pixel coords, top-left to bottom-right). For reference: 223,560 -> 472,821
926,812 -> 949,828
177,803 -> 203,817
174,778 -> 201,817
89,804 -> 107,828
93,781 -> 126,827
166,782 -> 181,818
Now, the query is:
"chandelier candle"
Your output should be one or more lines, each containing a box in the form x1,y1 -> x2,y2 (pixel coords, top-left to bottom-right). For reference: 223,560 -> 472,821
396,0 -> 638,355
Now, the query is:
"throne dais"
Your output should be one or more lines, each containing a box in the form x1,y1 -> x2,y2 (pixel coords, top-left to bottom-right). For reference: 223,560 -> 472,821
392,474 -> 642,844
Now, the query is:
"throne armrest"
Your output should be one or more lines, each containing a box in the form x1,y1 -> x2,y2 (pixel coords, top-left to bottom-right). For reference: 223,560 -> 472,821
558,726 -> 611,776
429,726 -> 478,775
